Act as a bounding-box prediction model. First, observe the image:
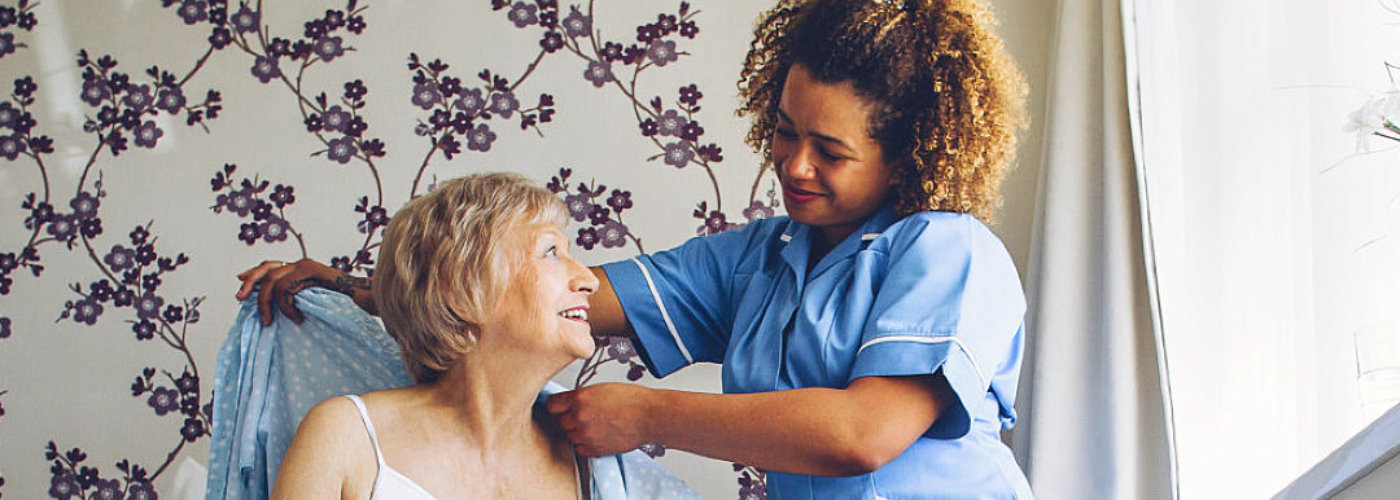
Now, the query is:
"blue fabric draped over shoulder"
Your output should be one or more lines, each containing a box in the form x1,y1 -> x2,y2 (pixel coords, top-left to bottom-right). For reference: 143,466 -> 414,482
602,205 -> 1034,499
205,288 -> 412,500
204,288 -> 700,500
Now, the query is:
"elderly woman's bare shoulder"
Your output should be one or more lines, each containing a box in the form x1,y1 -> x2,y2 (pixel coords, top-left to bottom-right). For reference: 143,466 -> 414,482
273,397 -> 379,499
291,396 -> 382,454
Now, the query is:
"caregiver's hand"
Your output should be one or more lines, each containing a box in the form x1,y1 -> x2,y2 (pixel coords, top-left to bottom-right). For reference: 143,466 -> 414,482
546,382 -> 654,457
235,259 -> 372,325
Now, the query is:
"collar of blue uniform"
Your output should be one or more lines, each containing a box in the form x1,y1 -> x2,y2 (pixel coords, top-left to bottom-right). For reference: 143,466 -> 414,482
778,201 -> 899,283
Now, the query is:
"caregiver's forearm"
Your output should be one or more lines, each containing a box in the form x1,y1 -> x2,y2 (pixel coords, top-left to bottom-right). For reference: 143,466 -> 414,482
644,374 -> 950,477
320,273 -> 377,315
587,267 -> 636,338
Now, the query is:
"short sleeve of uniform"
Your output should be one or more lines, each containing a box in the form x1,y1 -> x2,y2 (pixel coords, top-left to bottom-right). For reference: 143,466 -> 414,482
847,213 -> 1026,439
601,219 -> 780,378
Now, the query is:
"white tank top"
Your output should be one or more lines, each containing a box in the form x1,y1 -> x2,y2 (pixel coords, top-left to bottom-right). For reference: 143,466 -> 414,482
343,395 -> 586,500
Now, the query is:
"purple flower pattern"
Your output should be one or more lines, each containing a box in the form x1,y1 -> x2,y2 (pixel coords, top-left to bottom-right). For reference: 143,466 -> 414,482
176,0 -> 209,25
693,201 -> 739,236
563,7 -> 591,38
411,82 -> 441,110
656,109 -> 686,137
647,39 -> 679,67
455,88 -> 485,115
157,86 -> 186,114
81,80 -> 110,107
405,54 -> 555,187
326,135 -> 357,163
42,440 -> 167,500
132,120 -> 163,148
0,133 -> 22,159
230,5 -> 259,33
148,387 -> 179,416
122,84 -> 151,111
2,2 -> 771,497
466,123 -> 496,152
584,60 -> 613,87
251,56 -> 281,83
89,478 -> 121,500
210,163 -> 305,253
547,168 -> 644,257
508,2 -> 539,28
489,90 -> 519,118
638,442 -> 667,459
70,297 -> 103,325
314,35 -> 345,62
736,463 -> 769,500
0,31 -> 15,58
663,140 -> 694,168
322,105 -> 351,132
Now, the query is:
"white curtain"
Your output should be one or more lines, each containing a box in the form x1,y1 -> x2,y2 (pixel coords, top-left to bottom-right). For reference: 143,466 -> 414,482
1127,0 -> 1400,498
1012,0 -> 1175,497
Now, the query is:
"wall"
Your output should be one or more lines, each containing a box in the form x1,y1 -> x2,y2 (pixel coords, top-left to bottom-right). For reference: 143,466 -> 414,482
0,1 -> 1050,498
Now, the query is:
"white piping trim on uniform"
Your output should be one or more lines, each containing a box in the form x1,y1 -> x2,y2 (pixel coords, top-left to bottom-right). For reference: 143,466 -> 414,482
860,233 -> 881,241
630,258 -> 694,363
857,335 -> 985,385
779,233 -> 793,242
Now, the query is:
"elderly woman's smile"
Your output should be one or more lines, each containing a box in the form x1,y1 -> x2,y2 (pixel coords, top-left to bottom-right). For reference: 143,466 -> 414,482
559,306 -> 590,323
485,223 -> 598,360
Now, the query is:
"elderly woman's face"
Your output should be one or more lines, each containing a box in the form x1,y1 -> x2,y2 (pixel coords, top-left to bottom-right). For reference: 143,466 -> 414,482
483,222 -> 598,360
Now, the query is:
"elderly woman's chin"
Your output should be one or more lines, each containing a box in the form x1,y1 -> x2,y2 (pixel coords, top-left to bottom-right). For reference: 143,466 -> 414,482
564,324 -> 596,360
545,308 -> 596,361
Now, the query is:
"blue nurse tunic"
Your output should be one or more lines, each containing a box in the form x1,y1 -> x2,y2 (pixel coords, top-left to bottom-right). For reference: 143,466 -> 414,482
601,204 -> 1034,499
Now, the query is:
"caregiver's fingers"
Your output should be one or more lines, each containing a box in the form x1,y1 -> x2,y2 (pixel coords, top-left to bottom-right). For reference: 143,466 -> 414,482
571,442 -> 607,458
553,410 -> 580,433
275,275 -> 307,325
235,260 -> 288,301
546,392 -> 576,414
263,259 -> 351,325
256,264 -> 302,325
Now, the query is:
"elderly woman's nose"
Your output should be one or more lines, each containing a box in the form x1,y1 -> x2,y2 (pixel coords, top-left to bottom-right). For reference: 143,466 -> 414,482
569,258 -> 599,294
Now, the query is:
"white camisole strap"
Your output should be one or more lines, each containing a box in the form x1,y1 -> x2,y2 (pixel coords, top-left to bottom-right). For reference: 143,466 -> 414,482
344,395 -> 387,468
341,394 -> 583,500
343,395 -> 440,500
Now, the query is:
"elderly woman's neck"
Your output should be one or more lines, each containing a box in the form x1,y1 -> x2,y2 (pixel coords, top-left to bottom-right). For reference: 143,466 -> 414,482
421,353 -> 564,450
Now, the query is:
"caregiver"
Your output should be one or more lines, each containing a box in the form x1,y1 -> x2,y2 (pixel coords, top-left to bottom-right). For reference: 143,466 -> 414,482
240,0 -> 1032,497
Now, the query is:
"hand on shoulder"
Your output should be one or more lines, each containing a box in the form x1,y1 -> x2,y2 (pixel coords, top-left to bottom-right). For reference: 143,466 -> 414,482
235,258 -> 370,325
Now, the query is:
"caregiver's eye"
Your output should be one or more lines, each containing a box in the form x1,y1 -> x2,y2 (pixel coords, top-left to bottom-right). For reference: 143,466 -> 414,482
818,149 -> 844,162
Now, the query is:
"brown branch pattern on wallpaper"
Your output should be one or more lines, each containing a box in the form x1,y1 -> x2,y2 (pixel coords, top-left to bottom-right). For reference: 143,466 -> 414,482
0,1 -> 775,498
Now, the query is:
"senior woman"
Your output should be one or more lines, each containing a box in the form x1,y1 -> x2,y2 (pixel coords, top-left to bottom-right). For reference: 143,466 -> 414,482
209,173 -> 697,499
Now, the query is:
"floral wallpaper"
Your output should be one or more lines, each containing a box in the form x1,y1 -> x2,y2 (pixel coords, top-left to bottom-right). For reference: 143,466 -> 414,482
0,1 -> 786,498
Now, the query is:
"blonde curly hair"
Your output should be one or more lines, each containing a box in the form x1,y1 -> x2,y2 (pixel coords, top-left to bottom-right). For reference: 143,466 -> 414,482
738,0 -> 1027,223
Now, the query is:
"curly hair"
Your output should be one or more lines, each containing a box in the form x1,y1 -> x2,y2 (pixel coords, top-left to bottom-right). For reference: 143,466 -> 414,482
737,0 -> 1027,223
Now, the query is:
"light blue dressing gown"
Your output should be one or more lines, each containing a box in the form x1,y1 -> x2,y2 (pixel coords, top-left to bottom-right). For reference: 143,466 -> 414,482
204,288 -> 699,500
601,204 -> 1035,499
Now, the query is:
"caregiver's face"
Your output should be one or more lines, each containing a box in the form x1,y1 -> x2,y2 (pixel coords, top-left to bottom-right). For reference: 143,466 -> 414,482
488,223 -> 598,360
773,64 -> 899,246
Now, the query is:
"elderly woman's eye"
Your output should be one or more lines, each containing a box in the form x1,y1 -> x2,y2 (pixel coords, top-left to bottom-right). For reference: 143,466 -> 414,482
544,245 -> 558,258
